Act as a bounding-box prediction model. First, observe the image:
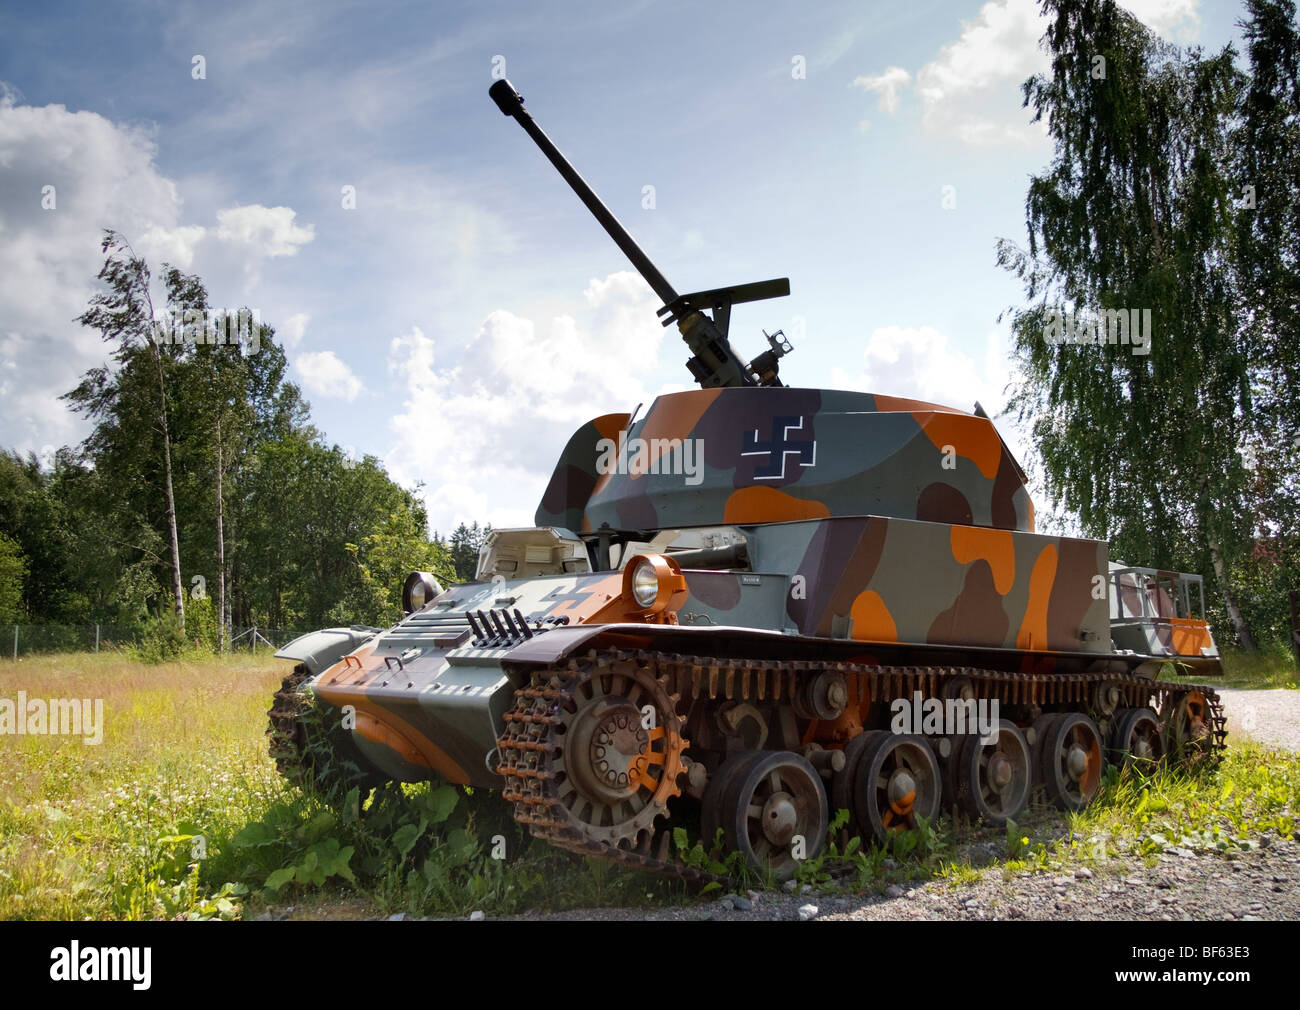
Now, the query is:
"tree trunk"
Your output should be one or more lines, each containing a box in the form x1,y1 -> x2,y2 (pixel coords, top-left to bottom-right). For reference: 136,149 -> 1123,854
1207,532 -> 1257,651
152,343 -> 185,627
216,418 -> 226,653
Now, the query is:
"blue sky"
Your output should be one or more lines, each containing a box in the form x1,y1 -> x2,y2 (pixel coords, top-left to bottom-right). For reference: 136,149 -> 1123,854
0,0 -> 1245,533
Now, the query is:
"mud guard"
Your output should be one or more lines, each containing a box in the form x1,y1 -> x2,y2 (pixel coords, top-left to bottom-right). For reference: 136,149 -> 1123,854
274,626 -> 384,677
498,622 -> 1154,677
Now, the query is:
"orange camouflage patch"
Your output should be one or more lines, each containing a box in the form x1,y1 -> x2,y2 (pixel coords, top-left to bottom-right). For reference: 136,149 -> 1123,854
314,651 -> 472,784
629,388 -> 723,480
950,525 -> 1016,595
723,485 -> 831,523
912,412 -> 1002,480
850,589 -> 898,643
541,572 -> 624,624
872,393 -> 966,414
351,707 -> 470,785
585,412 -> 633,507
1015,543 -> 1059,650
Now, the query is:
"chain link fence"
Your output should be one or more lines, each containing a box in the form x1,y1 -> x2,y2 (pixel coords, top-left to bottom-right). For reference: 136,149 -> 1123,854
0,624 -> 312,658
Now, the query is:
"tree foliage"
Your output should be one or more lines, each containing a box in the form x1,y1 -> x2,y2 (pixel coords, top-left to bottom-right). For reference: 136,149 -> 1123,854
998,0 -> 1300,648
1,233 -> 458,639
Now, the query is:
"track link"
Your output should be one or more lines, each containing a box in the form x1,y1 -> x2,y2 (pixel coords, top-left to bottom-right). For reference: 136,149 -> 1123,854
267,663 -> 314,781
496,649 -> 1226,881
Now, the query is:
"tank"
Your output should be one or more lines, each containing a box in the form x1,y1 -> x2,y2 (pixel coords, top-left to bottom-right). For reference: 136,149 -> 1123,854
267,79 -> 1226,882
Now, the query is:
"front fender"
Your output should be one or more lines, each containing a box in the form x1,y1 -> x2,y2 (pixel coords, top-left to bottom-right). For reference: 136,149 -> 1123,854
274,625 -> 384,677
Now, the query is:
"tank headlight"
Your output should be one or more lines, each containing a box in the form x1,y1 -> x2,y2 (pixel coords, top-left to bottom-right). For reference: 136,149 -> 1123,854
631,563 -> 660,607
622,554 -> 688,616
403,571 -> 443,614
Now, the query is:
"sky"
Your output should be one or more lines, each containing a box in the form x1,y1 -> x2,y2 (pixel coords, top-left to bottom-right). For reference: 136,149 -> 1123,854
0,0 -> 1249,535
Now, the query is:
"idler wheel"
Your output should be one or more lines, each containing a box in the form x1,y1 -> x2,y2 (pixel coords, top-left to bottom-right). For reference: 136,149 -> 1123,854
721,751 -> 827,879
1162,690 -> 1212,767
1038,712 -> 1104,811
852,733 -> 942,844
954,719 -> 1031,825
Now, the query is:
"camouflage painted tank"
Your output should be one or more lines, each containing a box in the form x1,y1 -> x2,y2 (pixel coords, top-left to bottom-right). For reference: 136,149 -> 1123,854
268,80 -> 1226,881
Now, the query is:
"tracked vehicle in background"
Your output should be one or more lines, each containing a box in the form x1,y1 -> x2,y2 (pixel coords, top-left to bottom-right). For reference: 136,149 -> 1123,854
268,80 -> 1225,882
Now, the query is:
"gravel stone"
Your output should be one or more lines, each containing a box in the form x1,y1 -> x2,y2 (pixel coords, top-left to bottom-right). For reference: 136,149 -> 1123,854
1217,689 -> 1300,752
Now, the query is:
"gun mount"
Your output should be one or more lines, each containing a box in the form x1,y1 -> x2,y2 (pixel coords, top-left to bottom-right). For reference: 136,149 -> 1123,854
489,78 -> 792,389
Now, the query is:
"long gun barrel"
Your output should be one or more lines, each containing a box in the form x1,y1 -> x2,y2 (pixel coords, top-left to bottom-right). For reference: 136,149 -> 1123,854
490,79 -> 791,389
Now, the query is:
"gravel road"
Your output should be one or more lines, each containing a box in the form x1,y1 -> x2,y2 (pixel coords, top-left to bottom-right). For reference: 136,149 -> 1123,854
489,839 -> 1299,922
1216,688 -> 1300,753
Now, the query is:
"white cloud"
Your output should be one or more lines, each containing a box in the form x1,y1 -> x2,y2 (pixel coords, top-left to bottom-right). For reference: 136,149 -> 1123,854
831,322 -> 1022,438
136,224 -> 207,270
1122,0 -> 1201,38
384,271 -> 667,531
215,204 -> 314,258
0,94 -> 324,457
295,350 -> 364,401
852,66 -> 911,115
280,312 -> 309,350
855,0 -> 1201,147
0,94 -> 187,455
913,0 -> 1050,147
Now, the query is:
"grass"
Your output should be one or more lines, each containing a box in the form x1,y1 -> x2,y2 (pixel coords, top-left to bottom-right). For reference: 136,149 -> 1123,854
1,647 -> 1297,919
787,742 -> 1300,894
0,650 -> 285,919
1167,641 -> 1300,690
997,743 -> 1298,877
0,649 -> 689,920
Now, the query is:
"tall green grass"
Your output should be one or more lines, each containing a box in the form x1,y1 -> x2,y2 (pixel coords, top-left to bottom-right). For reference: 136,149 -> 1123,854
0,651 -> 682,919
1217,640 -> 1300,689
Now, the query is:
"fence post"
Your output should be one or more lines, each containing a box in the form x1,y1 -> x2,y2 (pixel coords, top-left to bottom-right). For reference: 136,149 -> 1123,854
12,626 -> 16,662
95,623 -> 100,653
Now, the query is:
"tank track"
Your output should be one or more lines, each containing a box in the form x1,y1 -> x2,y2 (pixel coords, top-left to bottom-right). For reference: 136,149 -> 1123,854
266,662 -> 383,798
496,649 -> 1226,882
497,650 -> 724,885
267,663 -> 314,781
